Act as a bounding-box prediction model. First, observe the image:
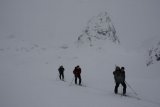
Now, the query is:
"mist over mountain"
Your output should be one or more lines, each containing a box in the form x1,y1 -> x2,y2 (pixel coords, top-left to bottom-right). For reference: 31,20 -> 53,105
77,12 -> 120,47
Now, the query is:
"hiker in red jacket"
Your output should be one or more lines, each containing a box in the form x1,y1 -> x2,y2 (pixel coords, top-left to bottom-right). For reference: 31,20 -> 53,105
73,65 -> 82,85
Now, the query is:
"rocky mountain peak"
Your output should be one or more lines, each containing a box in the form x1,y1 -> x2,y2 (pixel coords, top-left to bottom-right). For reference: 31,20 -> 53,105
146,41 -> 160,66
77,12 -> 120,46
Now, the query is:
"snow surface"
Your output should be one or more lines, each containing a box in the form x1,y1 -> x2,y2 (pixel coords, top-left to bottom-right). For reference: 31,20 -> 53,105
0,35 -> 160,107
0,0 -> 160,107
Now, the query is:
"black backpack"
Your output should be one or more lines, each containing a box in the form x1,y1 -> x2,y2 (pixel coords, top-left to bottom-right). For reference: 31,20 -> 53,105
113,69 -> 125,83
59,66 -> 64,73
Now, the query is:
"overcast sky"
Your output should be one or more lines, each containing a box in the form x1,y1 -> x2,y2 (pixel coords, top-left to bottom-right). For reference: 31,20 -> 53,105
0,0 -> 160,50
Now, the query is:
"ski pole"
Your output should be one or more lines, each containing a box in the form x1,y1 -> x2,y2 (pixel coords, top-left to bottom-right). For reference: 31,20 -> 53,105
56,73 -> 59,81
125,81 -> 138,95
120,85 -> 123,96
69,77 -> 74,86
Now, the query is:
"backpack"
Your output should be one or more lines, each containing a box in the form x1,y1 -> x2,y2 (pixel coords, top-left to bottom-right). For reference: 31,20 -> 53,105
113,69 -> 125,83
58,66 -> 64,73
73,67 -> 81,77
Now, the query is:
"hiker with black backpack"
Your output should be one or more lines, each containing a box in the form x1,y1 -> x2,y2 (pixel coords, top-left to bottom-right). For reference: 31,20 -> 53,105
113,66 -> 127,95
58,65 -> 65,81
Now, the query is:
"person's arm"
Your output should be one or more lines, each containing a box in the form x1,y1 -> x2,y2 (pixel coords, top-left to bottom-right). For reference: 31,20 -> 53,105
79,68 -> 81,74
58,68 -> 60,72
124,71 -> 125,81
73,69 -> 75,74
113,71 -> 115,75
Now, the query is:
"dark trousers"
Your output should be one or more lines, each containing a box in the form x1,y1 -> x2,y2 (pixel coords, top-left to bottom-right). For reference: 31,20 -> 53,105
59,73 -> 64,80
75,76 -> 81,85
114,82 -> 126,94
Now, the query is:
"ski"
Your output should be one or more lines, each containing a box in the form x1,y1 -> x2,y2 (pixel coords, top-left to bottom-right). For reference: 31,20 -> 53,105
69,84 -> 86,87
78,84 -> 87,87
116,93 -> 141,100
61,79 -> 66,82
56,78 -> 66,82
124,94 -> 141,100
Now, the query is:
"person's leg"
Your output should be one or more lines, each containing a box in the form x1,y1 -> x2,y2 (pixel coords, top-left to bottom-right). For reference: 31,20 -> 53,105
114,82 -> 120,94
59,73 -> 61,80
75,76 -> 77,84
62,73 -> 64,80
78,76 -> 81,85
121,82 -> 127,95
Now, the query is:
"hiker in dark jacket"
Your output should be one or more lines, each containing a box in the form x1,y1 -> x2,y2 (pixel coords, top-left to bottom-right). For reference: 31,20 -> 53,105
113,66 -> 126,95
58,65 -> 65,81
73,65 -> 82,85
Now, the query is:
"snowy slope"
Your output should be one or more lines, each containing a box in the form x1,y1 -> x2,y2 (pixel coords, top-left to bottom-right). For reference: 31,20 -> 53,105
1,0 -> 160,107
0,35 -> 160,107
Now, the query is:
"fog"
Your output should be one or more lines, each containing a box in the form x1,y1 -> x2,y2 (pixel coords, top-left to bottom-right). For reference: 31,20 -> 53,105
0,0 -> 160,49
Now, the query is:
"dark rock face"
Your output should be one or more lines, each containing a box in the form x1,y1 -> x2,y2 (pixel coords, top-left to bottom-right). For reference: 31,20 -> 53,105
77,12 -> 120,46
147,41 -> 160,66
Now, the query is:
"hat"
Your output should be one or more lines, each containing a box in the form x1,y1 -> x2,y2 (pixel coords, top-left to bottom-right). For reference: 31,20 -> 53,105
121,67 -> 125,70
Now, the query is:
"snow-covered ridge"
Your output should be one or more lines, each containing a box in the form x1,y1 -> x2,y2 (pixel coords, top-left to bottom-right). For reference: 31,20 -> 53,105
146,41 -> 160,66
77,12 -> 120,46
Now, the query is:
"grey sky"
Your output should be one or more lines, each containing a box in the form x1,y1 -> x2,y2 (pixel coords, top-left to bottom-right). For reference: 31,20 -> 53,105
0,0 -> 160,49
